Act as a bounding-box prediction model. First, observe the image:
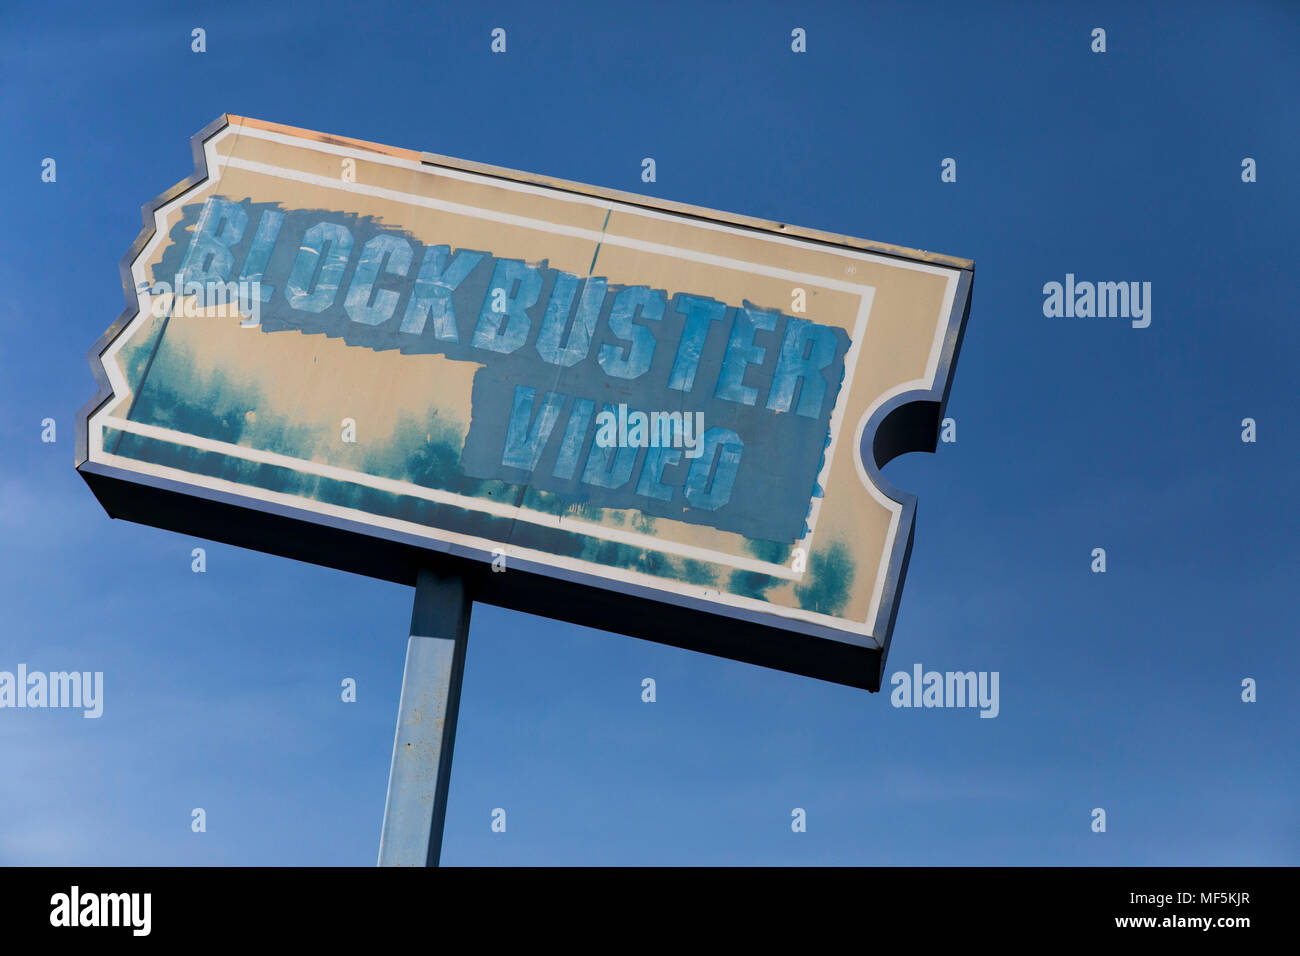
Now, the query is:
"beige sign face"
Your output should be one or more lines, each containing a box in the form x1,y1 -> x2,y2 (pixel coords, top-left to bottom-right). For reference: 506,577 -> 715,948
78,116 -> 972,689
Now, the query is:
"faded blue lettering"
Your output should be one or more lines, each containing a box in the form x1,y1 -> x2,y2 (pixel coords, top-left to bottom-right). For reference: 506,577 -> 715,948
179,197 -> 247,284
598,286 -> 664,379
287,221 -> 353,313
537,274 -> 605,367
345,234 -> 413,326
684,428 -> 743,510
766,317 -> 839,418
668,294 -> 727,392
715,302 -> 777,406
502,386 -> 564,472
400,245 -> 484,340
472,259 -> 542,354
582,404 -> 639,488
553,398 -> 594,480
238,209 -> 284,302
636,445 -> 681,502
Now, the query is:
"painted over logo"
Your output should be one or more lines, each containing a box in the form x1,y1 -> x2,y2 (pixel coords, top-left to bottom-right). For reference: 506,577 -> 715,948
154,196 -> 851,542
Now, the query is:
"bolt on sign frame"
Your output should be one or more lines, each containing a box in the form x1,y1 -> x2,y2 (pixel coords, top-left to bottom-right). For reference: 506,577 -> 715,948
76,116 -> 972,863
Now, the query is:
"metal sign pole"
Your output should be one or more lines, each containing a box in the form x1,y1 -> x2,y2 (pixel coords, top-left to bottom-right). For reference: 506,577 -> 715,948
377,568 -> 471,867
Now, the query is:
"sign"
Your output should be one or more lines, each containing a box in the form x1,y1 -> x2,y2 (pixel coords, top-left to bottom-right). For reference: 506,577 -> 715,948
77,116 -> 973,691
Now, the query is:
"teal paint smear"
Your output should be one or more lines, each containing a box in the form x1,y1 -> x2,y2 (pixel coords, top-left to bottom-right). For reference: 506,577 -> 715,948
727,537 -> 789,600
129,340 -> 321,452
357,414 -> 511,499
678,559 -> 718,586
796,374 -> 843,539
108,428 -> 724,591
631,513 -> 657,534
793,540 -> 854,617
518,487 -> 570,517
118,312 -> 168,395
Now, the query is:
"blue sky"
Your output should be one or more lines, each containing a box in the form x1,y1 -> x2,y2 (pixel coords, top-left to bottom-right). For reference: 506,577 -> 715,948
0,0 -> 1296,865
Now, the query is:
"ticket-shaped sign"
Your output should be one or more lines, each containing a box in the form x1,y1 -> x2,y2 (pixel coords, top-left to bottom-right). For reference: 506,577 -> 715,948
77,116 -> 972,691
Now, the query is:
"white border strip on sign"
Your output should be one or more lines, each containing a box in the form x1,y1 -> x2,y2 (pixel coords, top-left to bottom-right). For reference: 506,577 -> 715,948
98,416 -> 800,579
87,447 -> 869,638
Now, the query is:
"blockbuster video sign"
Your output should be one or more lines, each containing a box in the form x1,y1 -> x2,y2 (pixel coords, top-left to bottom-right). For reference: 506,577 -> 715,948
76,116 -> 973,691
